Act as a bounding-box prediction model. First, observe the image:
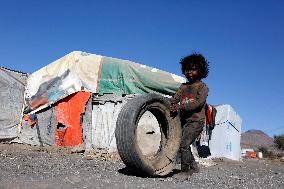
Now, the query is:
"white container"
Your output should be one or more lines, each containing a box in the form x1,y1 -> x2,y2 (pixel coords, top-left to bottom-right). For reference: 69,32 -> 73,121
257,152 -> 263,159
209,104 -> 242,161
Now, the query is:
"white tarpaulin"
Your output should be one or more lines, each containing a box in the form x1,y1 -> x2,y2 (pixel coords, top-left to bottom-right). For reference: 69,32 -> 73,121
0,67 -> 27,139
24,51 -> 102,114
209,104 -> 242,160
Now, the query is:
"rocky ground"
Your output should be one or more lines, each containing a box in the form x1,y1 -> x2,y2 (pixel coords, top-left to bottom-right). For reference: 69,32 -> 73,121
0,143 -> 283,189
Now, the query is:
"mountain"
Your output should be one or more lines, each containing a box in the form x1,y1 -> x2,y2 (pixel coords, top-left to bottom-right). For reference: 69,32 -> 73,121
241,130 -> 274,150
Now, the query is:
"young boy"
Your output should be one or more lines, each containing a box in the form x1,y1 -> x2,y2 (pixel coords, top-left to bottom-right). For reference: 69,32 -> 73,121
170,53 -> 209,180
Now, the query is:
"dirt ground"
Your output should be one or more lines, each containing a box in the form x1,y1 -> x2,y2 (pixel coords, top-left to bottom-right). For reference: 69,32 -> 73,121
0,143 -> 283,189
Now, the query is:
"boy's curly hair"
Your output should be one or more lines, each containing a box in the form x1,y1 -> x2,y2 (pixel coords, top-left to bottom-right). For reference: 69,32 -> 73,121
180,53 -> 209,79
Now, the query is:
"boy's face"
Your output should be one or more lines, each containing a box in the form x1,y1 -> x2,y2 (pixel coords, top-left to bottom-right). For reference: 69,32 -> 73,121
184,65 -> 199,81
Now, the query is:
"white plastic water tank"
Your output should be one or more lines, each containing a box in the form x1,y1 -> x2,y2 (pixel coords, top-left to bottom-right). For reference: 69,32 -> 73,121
257,152 -> 263,159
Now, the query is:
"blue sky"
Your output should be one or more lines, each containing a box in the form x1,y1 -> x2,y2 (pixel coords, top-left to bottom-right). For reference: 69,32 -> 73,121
1,0 -> 283,136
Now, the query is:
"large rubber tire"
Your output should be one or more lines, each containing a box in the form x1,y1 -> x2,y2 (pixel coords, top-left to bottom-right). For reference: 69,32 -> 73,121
115,93 -> 181,176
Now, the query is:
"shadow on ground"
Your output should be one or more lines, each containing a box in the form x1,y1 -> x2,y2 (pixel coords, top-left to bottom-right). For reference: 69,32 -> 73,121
118,167 -> 180,178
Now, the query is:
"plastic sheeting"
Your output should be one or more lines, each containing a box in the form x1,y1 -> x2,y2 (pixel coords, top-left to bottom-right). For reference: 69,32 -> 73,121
98,56 -> 185,95
18,92 -> 91,146
209,104 -> 242,160
54,91 -> 91,146
24,51 -> 102,114
18,107 -> 55,146
24,51 -> 185,114
0,67 -> 27,139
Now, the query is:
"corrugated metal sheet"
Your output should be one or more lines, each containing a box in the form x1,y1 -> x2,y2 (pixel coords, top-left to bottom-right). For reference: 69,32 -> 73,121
89,94 -> 132,152
89,94 -> 162,153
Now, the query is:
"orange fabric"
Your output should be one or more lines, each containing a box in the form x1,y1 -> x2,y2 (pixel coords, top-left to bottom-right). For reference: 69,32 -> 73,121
54,91 -> 91,146
246,151 -> 257,158
22,115 -> 29,121
22,115 -> 37,126
206,105 -> 213,125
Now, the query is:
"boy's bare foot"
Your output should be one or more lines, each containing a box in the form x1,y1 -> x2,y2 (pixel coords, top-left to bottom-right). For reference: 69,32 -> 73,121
173,171 -> 192,181
190,164 -> 200,173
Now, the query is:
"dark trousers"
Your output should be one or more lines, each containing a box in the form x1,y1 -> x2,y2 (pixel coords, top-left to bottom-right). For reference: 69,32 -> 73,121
180,121 -> 204,171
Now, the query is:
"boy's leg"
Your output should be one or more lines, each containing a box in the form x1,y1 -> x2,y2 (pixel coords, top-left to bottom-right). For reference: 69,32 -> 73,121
180,121 -> 204,172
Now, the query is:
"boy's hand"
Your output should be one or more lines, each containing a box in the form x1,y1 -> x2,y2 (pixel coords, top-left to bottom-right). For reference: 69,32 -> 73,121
170,110 -> 178,118
170,104 -> 179,118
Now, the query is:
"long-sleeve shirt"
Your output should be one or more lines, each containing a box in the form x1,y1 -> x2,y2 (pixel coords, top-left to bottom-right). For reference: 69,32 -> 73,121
170,80 -> 209,123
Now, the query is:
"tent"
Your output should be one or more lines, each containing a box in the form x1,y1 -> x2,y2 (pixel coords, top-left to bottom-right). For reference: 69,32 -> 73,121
0,67 -> 27,140
19,51 -> 185,147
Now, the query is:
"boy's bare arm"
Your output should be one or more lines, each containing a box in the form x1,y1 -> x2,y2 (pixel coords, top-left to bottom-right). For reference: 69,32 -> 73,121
170,86 -> 182,114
